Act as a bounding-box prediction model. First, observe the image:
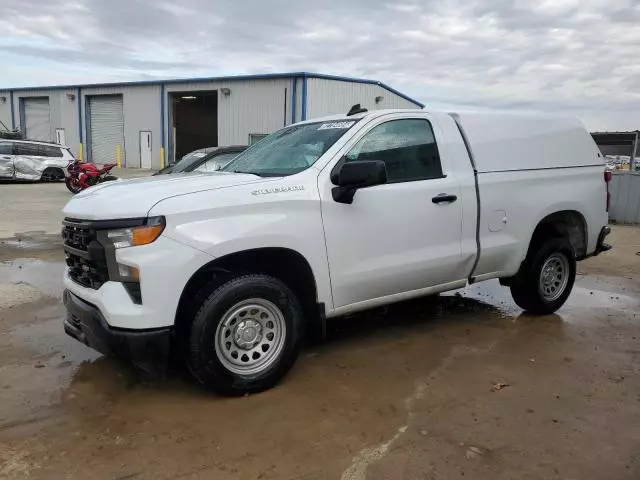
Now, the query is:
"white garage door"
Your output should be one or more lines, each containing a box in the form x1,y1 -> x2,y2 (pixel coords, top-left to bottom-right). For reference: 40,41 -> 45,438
24,97 -> 51,142
89,95 -> 125,164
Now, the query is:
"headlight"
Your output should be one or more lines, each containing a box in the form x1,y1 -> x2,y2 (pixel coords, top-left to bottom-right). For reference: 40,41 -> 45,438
107,216 -> 165,249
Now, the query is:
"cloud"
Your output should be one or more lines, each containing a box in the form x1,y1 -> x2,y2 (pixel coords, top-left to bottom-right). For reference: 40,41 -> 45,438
0,0 -> 638,130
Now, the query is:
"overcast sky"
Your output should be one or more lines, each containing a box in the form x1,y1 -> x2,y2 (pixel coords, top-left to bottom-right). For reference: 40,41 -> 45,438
1,0 -> 638,130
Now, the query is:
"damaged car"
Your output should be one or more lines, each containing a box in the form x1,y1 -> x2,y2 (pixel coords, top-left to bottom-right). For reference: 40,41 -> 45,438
0,139 -> 75,181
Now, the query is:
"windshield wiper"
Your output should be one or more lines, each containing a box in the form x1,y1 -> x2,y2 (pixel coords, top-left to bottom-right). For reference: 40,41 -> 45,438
232,169 -> 263,176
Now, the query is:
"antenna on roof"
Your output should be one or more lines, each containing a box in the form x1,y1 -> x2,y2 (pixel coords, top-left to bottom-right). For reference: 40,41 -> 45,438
346,104 -> 368,116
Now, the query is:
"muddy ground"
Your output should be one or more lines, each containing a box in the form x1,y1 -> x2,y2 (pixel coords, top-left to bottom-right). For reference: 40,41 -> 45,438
1,184 -> 639,479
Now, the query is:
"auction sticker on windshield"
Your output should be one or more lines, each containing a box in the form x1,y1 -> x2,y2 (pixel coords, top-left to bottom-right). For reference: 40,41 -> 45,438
318,121 -> 356,130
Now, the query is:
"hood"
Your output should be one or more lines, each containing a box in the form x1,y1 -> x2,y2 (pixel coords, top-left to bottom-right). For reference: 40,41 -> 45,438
63,172 -> 264,220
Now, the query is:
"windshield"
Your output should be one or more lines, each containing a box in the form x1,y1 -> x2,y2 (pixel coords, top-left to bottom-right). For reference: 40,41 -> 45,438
221,120 -> 358,177
192,152 -> 241,173
174,150 -> 209,172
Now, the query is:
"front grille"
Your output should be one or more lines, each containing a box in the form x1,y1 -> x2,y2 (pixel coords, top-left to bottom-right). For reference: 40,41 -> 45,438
62,222 -> 92,251
62,220 -> 109,290
65,253 -> 109,289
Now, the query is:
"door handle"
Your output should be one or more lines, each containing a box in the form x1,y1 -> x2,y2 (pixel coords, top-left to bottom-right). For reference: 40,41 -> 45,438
432,193 -> 457,204
1,156 -> 11,160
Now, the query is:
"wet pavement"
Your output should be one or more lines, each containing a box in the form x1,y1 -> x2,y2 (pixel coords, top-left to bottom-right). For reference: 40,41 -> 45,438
0,227 -> 639,480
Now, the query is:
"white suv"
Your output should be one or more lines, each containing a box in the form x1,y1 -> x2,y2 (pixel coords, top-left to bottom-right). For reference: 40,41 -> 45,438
0,139 -> 75,181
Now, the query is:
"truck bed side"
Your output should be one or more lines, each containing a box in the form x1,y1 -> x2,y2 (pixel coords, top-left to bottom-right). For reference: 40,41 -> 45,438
439,112 -> 608,281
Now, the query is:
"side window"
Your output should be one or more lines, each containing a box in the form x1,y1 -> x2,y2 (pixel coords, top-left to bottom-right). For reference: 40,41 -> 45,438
0,142 -> 12,155
345,119 -> 443,183
248,133 -> 268,145
14,143 -> 41,156
39,145 -> 63,157
210,152 -> 240,170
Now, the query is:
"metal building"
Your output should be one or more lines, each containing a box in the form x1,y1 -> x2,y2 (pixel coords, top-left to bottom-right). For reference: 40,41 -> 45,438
0,72 -> 423,169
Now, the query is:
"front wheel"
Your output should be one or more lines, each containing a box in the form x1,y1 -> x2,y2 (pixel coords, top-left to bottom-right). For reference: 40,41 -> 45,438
65,177 -> 83,194
510,238 -> 576,314
186,274 -> 303,395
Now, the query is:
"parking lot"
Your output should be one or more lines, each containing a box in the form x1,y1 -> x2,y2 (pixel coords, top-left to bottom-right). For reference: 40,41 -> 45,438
1,181 -> 639,480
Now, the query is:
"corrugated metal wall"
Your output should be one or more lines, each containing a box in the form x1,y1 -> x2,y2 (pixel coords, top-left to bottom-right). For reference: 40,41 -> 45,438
306,78 -> 420,118
165,78 -> 291,150
293,78 -> 303,123
10,89 -> 80,152
23,97 -> 51,141
88,95 -> 125,164
4,76 -> 419,169
81,85 -> 162,168
0,92 -> 12,130
610,172 -> 640,223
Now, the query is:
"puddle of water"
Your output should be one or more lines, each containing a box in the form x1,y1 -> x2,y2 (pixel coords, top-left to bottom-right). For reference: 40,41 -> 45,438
462,277 -> 638,311
448,280 -> 521,317
453,277 -> 639,325
0,232 -> 60,250
10,316 -> 101,365
0,309 -> 103,427
0,259 -> 64,298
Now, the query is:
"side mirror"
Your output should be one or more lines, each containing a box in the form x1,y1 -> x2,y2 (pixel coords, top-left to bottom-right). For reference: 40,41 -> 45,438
331,160 -> 387,204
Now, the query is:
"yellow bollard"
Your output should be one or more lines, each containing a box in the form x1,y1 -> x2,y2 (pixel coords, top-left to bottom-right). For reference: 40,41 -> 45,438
78,143 -> 84,161
160,146 -> 165,169
116,145 -> 122,168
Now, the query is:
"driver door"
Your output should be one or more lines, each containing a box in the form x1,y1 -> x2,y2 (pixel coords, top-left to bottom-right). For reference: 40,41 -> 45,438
0,142 -> 15,178
319,114 -> 466,310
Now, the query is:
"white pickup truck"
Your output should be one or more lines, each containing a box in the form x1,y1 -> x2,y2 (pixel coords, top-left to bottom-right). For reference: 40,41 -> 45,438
62,106 -> 611,394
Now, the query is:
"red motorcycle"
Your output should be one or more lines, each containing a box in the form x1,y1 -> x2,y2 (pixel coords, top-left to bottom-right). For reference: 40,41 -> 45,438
65,160 -> 118,194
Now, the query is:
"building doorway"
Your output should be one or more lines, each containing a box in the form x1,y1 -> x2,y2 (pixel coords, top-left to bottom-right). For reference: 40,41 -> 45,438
170,91 -> 218,162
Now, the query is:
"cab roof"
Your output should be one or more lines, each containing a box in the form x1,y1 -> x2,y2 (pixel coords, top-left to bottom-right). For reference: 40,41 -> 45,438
297,108 -> 423,125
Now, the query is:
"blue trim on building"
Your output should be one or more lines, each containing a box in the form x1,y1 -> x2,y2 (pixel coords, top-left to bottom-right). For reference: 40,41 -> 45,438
291,78 -> 297,124
76,87 -> 82,143
301,75 -> 308,121
18,98 -> 25,134
160,84 -> 165,149
5,72 -> 424,108
167,94 -> 173,163
85,96 -> 92,162
9,91 -> 15,129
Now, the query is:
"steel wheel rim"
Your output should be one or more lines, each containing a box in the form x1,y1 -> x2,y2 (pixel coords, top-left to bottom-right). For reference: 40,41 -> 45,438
539,253 -> 570,302
214,298 -> 287,376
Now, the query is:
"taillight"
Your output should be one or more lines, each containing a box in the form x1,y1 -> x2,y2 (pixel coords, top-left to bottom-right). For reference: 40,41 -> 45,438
604,171 -> 612,212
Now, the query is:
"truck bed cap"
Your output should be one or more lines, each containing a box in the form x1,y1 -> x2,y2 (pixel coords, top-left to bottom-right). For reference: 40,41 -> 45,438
448,111 -> 603,173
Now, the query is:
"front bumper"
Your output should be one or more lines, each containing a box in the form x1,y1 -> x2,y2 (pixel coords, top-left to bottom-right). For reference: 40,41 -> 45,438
63,234 -> 213,330
63,289 -> 172,376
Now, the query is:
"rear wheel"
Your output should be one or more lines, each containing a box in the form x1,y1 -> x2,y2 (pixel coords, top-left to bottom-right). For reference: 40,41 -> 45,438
510,237 -> 576,314
186,274 -> 303,395
40,167 -> 64,182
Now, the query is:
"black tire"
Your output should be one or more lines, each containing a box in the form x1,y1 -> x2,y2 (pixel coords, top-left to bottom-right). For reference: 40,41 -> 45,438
40,167 -> 64,182
101,175 -> 118,182
187,274 -> 303,395
65,177 -> 83,194
510,237 -> 576,314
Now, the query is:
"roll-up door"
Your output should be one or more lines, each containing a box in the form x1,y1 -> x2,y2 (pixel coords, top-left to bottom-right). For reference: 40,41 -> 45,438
89,95 -> 125,164
24,97 -> 51,142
